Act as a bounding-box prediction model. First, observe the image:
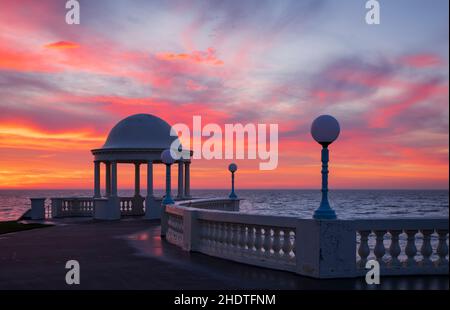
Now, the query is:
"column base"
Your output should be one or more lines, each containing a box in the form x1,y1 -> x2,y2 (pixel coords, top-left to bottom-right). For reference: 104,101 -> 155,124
144,196 -> 161,220
94,197 -> 121,220
313,208 -> 337,220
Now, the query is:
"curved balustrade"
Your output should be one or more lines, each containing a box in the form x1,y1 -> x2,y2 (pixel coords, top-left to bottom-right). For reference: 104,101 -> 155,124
163,200 -> 298,273
178,198 -> 240,212
162,200 -> 449,279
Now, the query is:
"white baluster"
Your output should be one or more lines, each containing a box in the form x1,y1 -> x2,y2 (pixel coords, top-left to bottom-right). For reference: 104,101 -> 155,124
272,228 -> 282,259
232,224 -> 239,252
218,222 -> 225,254
405,230 -> 418,267
211,222 -> 218,253
246,226 -> 255,254
239,225 -> 247,255
254,226 -> 263,257
389,230 -> 402,268
224,223 -> 231,253
374,230 -> 386,266
436,229 -> 449,267
290,230 -> 296,262
206,222 -> 213,250
420,229 -> 433,267
358,230 -> 371,269
263,227 -> 272,258
282,229 -> 292,262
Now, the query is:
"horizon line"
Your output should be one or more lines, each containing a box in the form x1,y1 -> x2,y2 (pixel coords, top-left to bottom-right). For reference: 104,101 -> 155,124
0,188 -> 448,191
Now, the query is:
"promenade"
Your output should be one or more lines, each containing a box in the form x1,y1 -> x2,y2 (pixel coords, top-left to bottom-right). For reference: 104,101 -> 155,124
0,218 -> 447,290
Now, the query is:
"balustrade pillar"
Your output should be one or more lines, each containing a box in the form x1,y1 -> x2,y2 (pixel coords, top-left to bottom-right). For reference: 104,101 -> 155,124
358,230 -> 370,268
436,229 -> 449,266
421,229 -> 433,267
389,230 -> 402,267
405,230 -> 418,267
374,230 -> 386,266
282,228 -> 292,261
272,228 -> 282,258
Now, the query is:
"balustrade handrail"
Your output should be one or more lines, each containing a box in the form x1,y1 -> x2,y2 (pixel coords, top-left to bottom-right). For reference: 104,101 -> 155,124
167,203 -> 298,227
350,218 -> 448,230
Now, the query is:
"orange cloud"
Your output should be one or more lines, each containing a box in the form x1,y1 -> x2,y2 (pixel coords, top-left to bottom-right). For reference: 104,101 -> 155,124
0,124 -> 104,151
156,48 -> 224,66
44,41 -> 80,49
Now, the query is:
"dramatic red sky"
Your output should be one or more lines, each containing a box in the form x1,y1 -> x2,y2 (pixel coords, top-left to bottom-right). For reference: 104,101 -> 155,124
0,0 -> 448,190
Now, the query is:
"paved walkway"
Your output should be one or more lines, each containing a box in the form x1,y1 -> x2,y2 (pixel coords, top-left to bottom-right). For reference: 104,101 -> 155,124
0,218 -> 447,290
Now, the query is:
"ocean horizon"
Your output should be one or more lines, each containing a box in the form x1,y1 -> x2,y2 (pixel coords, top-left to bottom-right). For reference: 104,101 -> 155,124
1,189 -> 448,222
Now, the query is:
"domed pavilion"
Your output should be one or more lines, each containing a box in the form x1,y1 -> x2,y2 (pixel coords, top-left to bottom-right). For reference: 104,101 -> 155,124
91,114 -> 192,220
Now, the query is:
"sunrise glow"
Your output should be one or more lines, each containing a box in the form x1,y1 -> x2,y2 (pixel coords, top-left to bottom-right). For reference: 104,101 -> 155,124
0,0 -> 448,190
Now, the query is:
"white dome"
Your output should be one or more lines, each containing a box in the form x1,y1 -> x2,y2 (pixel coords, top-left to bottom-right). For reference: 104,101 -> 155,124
102,114 -> 178,149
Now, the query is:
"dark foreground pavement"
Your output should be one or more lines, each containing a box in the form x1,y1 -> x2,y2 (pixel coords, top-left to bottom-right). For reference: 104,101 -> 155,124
0,218 -> 448,290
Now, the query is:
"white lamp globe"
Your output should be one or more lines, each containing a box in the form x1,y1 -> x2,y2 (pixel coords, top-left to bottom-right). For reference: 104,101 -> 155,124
228,163 -> 238,173
161,149 -> 175,165
311,115 -> 340,145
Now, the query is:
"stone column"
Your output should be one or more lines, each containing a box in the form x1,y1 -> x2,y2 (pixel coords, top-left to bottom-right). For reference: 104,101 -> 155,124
94,161 -> 101,198
145,161 -> 160,219
184,161 -> 191,198
134,163 -> 141,197
147,161 -> 153,197
105,162 -> 111,197
177,161 -> 184,199
111,161 -> 118,197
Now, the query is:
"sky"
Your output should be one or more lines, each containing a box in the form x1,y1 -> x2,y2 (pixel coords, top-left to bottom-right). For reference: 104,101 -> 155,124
0,0 -> 448,190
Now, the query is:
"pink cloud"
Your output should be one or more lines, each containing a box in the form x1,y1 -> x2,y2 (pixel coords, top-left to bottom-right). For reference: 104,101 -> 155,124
399,54 -> 444,68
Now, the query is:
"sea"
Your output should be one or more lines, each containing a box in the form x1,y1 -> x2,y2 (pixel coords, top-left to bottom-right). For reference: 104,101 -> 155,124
0,189 -> 448,221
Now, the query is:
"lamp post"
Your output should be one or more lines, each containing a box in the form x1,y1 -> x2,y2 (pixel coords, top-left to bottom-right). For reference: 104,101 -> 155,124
311,115 -> 340,220
228,163 -> 238,199
161,149 -> 175,205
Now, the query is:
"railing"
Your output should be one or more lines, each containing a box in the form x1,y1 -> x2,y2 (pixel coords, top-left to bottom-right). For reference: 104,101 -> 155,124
49,196 -> 146,218
196,212 -> 297,272
354,219 -> 449,276
119,196 -> 145,216
52,197 -> 95,218
162,200 -> 449,279
45,200 -> 52,219
177,198 -> 240,212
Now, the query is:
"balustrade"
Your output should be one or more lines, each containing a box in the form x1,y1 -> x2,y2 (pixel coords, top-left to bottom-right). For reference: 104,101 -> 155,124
164,201 -> 448,278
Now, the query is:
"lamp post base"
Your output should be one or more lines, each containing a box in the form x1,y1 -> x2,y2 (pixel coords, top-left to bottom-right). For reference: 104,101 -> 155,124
313,208 -> 337,220
162,196 -> 175,205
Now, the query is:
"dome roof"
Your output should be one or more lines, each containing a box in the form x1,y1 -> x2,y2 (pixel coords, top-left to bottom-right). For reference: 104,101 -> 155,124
102,114 -> 178,149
